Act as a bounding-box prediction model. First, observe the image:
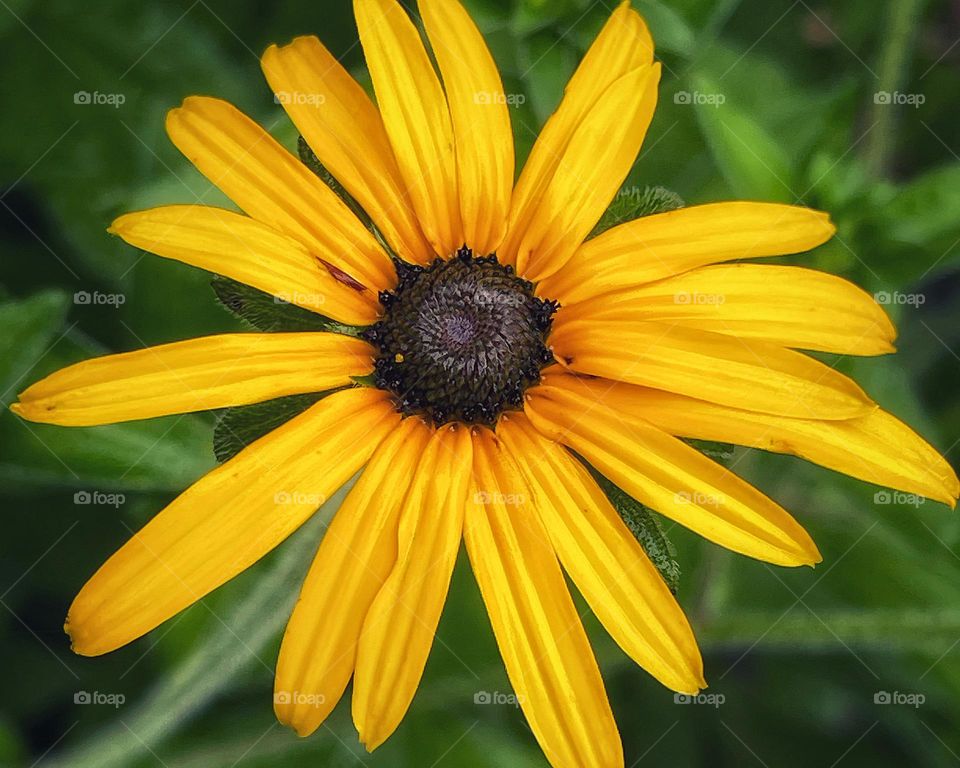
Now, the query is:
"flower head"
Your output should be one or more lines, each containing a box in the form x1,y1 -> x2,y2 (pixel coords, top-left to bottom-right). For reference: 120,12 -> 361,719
12,0 -> 958,766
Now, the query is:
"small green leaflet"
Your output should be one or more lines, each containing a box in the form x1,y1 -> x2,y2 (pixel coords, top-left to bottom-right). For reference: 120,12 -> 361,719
297,136 -> 373,229
588,466 -> 681,595
211,275 -> 363,336
297,135 -> 400,259
213,393 -> 330,464
589,185 -> 685,238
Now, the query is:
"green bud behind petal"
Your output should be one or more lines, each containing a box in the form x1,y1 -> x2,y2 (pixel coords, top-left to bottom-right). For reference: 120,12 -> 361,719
589,185 -> 685,239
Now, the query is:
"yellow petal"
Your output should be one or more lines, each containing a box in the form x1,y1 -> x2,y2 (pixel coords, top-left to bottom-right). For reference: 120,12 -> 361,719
558,264 -> 896,356
420,0 -> 513,255
582,380 -> 959,508
549,318 -> 874,420
66,388 -> 400,657
354,0 -> 462,256
541,202 -> 836,304
498,414 -> 705,693
501,1 -> 653,271
109,205 -> 380,325
525,374 -> 822,567
274,416 -> 432,737
515,64 -> 661,282
165,96 -> 394,291
12,333 -> 373,426
464,428 -> 623,768
352,423 -> 472,750
261,36 -> 433,264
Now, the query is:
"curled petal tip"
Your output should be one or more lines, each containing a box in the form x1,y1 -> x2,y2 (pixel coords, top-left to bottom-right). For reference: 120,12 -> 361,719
796,539 -> 823,568
358,731 -> 387,754
674,677 -> 706,696
275,711 -> 317,739
63,614 -> 95,657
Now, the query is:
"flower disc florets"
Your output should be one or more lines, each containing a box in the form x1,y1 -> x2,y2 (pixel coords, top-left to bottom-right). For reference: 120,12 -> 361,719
364,247 -> 559,426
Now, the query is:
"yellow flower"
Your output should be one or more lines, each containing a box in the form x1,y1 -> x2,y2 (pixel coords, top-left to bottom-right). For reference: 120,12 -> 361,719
11,0 -> 958,765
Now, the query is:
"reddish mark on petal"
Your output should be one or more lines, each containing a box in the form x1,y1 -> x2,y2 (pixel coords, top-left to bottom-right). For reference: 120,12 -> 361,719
317,257 -> 367,293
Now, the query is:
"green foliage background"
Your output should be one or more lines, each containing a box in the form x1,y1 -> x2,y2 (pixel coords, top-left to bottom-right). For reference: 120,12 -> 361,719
1,0 -> 959,765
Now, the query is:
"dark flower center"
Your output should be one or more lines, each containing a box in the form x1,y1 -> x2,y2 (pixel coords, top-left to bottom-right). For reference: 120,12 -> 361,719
364,247 -> 559,426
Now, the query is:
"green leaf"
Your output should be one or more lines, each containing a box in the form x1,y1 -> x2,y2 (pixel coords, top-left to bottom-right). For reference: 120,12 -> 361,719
636,0 -> 696,57
516,30 -> 578,124
882,163 -> 960,246
589,185 -> 685,238
512,0 -> 590,38
213,392 -> 329,464
688,44 -> 857,163
0,290 -> 70,402
0,411 -> 213,492
588,467 -> 681,594
689,73 -> 795,201
2,309 -> 212,492
211,276 -> 364,336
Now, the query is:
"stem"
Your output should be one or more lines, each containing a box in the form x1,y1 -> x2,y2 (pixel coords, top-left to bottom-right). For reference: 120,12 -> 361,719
700,608 -> 960,651
865,0 -> 927,178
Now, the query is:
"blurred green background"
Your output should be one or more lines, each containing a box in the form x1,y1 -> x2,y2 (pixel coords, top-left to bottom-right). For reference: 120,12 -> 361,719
1,0 -> 960,765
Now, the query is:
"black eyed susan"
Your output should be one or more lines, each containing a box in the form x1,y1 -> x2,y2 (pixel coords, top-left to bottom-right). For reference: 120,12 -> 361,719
12,0 -> 959,765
